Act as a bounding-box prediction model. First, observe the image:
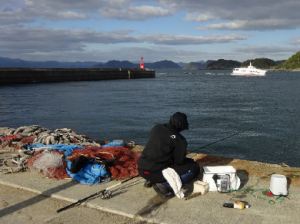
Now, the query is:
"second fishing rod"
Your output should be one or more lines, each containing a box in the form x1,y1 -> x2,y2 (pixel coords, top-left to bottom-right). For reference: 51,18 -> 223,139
188,126 -> 255,156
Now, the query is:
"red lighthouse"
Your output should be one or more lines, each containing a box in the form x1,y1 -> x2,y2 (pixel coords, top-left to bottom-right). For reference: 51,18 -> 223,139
140,57 -> 144,69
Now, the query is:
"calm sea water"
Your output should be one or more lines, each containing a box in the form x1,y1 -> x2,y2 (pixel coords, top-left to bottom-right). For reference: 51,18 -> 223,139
1,69 -> 300,166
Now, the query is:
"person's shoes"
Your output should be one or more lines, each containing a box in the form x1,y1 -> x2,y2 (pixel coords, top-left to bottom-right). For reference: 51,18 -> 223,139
144,180 -> 153,188
153,183 -> 174,199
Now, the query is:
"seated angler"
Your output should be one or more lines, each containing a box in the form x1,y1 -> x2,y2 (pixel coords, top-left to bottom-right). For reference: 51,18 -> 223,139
138,112 -> 200,198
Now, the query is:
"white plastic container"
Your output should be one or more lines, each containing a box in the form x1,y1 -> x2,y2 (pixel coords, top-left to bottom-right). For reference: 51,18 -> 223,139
202,166 -> 240,191
269,174 -> 288,196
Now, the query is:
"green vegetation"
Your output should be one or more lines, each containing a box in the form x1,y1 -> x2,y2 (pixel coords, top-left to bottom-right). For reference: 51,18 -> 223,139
206,59 -> 241,70
183,62 -> 206,70
241,58 -> 277,69
277,51 -> 300,70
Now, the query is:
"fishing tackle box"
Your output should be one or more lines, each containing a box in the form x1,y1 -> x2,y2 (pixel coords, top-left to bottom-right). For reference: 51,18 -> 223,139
202,166 -> 240,192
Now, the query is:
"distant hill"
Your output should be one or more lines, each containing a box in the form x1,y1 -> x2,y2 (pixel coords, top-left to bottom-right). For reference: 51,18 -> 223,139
206,59 -> 241,70
0,57 -> 99,68
183,62 -> 205,70
145,60 -> 181,69
277,52 -> 300,70
177,62 -> 187,67
93,60 -> 181,69
241,58 -> 277,69
183,60 -> 213,70
93,60 -> 139,68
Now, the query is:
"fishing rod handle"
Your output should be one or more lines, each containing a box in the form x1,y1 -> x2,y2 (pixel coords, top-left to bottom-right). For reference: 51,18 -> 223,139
56,191 -> 101,213
57,201 -> 79,213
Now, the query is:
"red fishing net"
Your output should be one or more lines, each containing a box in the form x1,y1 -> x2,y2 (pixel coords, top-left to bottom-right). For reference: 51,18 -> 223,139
5,134 -> 22,140
20,136 -> 35,144
101,146 -> 141,179
26,150 -> 70,179
0,134 -> 23,148
26,146 -> 141,180
67,146 -> 114,160
67,146 -> 141,179
46,161 -> 70,179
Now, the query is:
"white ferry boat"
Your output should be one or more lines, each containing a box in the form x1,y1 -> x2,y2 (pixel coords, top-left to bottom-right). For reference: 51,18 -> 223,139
232,62 -> 267,76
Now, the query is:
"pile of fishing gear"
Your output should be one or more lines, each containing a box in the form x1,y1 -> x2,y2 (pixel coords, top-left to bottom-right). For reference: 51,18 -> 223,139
0,125 -> 141,185
1,125 -> 101,150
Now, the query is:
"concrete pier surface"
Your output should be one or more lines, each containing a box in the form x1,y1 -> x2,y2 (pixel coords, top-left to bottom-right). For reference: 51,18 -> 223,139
1,127 -> 300,223
0,68 -> 155,85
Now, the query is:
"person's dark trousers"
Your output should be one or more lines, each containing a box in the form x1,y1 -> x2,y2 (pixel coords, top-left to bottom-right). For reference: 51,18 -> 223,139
139,159 -> 200,184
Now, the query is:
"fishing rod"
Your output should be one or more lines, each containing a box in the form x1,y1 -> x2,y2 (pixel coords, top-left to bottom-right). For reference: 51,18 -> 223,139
57,175 -> 139,213
189,127 -> 255,155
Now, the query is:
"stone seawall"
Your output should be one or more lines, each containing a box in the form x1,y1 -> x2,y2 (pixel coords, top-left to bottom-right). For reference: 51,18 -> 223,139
0,68 -> 155,85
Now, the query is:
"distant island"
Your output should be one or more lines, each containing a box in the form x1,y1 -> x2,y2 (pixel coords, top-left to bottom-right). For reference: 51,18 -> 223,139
182,61 -> 213,70
92,60 -> 181,69
1,51 -> 299,70
206,59 -> 241,70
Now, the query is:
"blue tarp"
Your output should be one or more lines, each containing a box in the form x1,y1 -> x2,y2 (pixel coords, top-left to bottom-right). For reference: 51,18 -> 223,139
102,142 -> 124,148
66,161 -> 111,185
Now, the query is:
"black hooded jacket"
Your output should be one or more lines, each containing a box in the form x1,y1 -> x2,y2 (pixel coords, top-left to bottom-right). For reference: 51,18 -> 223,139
138,112 -> 189,173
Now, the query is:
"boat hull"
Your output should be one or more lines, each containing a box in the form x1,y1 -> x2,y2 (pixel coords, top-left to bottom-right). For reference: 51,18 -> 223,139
231,72 -> 266,76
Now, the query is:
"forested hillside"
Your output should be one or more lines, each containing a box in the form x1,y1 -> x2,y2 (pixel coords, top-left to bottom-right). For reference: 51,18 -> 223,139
278,51 -> 300,69
241,58 -> 277,69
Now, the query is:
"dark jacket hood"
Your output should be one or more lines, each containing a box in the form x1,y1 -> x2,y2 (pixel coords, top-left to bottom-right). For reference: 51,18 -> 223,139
169,112 -> 189,132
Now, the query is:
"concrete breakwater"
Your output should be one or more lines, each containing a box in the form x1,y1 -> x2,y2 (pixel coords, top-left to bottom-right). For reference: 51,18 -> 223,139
0,68 -> 155,85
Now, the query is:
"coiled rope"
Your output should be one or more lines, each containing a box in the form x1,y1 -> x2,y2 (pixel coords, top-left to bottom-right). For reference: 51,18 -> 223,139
230,174 -> 300,205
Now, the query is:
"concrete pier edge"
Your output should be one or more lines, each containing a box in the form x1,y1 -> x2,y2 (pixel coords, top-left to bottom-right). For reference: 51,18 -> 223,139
0,68 -> 155,85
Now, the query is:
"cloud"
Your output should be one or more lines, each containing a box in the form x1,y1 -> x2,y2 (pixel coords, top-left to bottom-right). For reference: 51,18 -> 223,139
0,1 -> 90,25
0,26 -> 247,54
24,0 -> 128,12
185,13 -> 216,22
142,33 -> 246,45
158,0 -> 300,30
0,0 -> 172,25
290,36 -> 300,45
0,26 -> 138,52
197,19 -> 298,31
0,26 -> 248,62
2,0 -> 300,30
233,46 -> 297,59
99,5 -> 172,20
0,6 -> 33,25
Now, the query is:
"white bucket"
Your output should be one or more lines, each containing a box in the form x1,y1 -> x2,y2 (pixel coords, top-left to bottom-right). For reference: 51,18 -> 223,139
269,174 -> 288,196
202,166 -> 240,191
